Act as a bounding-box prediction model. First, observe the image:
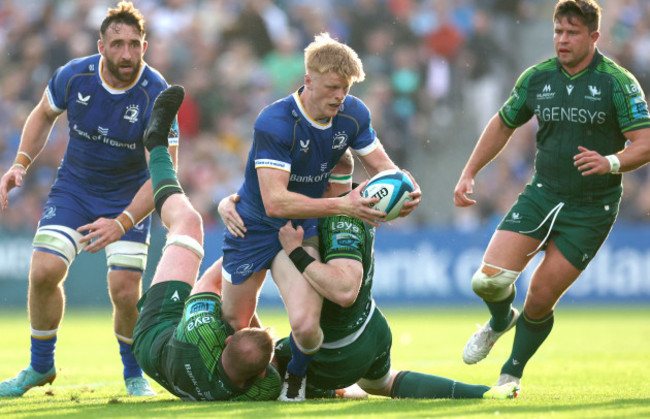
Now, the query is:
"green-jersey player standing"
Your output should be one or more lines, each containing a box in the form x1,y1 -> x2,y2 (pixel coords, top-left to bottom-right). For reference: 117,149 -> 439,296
454,0 -> 650,390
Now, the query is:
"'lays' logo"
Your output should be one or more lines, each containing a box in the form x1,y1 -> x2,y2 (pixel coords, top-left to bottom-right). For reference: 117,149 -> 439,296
77,92 -> 91,105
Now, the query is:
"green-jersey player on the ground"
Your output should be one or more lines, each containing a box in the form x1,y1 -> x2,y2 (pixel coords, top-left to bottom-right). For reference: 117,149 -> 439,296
454,0 -> 650,390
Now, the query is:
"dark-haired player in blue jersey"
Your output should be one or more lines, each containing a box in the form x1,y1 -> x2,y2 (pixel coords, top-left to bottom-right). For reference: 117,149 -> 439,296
0,1 -> 178,397
454,0 -> 650,390
218,32 -> 421,401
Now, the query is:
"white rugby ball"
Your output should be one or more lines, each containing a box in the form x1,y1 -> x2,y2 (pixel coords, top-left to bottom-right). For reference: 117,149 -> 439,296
362,169 -> 414,221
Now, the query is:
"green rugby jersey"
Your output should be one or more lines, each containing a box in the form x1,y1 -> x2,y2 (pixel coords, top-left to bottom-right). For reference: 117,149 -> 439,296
162,293 -> 281,401
499,49 -> 650,203
318,214 -> 376,343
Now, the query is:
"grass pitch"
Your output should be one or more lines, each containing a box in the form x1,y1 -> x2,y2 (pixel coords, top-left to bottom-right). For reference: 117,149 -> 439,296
0,305 -> 648,418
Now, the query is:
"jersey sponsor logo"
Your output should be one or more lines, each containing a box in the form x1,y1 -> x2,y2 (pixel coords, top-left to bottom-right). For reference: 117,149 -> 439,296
187,300 -> 216,318
289,171 -> 331,184
333,131 -> 348,150
300,139 -> 310,153
585,85 -> 602,101
630,96 -> 650,119
566,84 -> 574,95
254,159 -> 289,170
535,106 -> 606,124
76,92 -> 91,105
537,84 -> 555,100
124,104 -> 140,123
332,232 -> 361,249
72,124 -> 137,150
185,315 -> 213,331
330,220 -> 361,234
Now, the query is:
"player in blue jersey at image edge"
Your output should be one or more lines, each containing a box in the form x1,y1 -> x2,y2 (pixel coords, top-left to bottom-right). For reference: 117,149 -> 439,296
0,1 -> 178,397
215,32 -> 421,401
454,0 -> 650,390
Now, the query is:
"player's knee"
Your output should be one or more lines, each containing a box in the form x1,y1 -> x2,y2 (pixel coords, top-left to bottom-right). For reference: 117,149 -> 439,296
105,241 -> 148,271
471,262 -> 520,302
32,225 -> 83,268
29,258 -> 66,290
289,315 -> 321,345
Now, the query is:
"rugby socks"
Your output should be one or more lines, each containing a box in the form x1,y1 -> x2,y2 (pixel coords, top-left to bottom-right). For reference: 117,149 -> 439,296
116,335 -> 142,379
486,288 -> 516,332
30,328 -> 57,374
500,311 -> 554,378
286,332 -> 322,377
149,146 -> 183,216
391,371 -> 490,399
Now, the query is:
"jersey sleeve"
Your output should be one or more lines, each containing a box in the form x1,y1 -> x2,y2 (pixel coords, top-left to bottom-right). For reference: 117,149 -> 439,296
499,66 -> 536,128
610,71 -> 650,132
252,110 -> 293,172
320,215 -> 366,263
45,64 -> 73,114
231,365 -> 282,401
348,97 -> 380,156
177,293 -> 228,374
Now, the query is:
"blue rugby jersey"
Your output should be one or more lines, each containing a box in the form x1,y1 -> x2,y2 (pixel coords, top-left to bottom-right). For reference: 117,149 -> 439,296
235,87 -> 379,229
45,54 -> 179,204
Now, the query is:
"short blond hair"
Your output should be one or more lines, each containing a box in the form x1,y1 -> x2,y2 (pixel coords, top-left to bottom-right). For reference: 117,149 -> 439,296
304,33 -> 365,83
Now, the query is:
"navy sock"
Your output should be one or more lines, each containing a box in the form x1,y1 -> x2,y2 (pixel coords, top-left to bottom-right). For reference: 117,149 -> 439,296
118,339 -> 142,379
31,335 -> 56,374
286,333 -> 318,377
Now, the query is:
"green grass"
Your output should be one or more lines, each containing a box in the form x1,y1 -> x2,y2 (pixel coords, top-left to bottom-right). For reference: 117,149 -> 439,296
1,306 -> 648,418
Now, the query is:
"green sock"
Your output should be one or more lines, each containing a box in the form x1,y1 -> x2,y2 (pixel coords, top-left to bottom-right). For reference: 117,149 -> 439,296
391,371 -> 490,399
487,287 -> 516,331
501,311 -> 554,378
149,146 -> 182,215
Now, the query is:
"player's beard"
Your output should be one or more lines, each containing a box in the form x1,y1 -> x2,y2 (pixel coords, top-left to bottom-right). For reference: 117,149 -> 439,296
105,56 -> 141,84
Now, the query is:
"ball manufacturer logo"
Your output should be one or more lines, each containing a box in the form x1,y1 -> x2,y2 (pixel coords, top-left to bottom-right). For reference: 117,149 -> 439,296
368,187 -> 389,208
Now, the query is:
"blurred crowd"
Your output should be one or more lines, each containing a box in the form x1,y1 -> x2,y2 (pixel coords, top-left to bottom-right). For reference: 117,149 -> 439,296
1,0 -> 650,234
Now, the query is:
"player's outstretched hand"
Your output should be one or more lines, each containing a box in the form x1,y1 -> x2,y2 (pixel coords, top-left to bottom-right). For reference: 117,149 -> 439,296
77,217 -> 126,253
0,165 -> 26,211
574,146 -> 610,176
218,193 -> 247,238
399,169 -> 422,218
278,221 -> 304,253
453,175 -> 477,207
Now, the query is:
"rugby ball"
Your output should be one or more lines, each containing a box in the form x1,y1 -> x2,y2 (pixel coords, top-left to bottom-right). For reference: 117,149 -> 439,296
362,169 -> 414,221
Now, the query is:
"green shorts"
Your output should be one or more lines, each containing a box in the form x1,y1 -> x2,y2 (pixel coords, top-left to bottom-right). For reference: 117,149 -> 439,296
498,183 -> 619,270
275,307 -> 392,391
132,281 -> 192,383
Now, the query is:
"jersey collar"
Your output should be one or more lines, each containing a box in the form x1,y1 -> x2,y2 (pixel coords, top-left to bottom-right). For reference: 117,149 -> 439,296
558,48 -> 603,79
98,55 -> 146,94
292,87 -> 333,130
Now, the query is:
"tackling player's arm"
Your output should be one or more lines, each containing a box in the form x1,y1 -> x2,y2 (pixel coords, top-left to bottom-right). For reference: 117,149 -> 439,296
257,167 -> 383,226
278,221 -> 362,307
357,143 -> 422,217
0,90 -> 59,210
454,114 -> 516,207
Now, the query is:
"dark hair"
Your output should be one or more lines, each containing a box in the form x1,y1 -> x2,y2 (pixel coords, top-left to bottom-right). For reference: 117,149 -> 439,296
554,0 -> 601,33
100,1 -> 146,39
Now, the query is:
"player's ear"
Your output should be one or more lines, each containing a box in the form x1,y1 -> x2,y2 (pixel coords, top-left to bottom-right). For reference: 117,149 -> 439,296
142,40 -> 148,55
225,335 -> 232,346
97,39 -> 104,55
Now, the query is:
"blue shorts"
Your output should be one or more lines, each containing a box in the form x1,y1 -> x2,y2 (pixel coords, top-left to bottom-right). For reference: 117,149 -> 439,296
38,183 -> 151,244
222,216 -> 318,285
